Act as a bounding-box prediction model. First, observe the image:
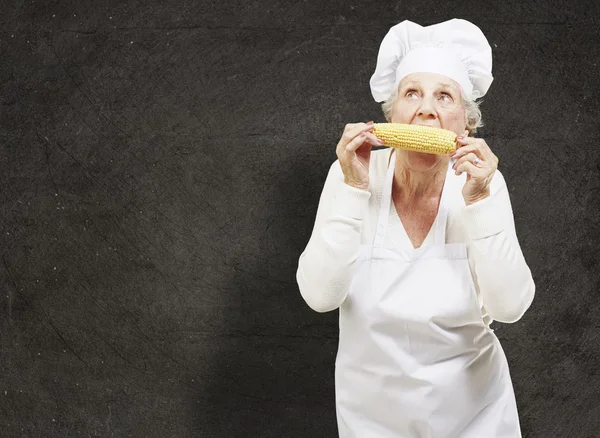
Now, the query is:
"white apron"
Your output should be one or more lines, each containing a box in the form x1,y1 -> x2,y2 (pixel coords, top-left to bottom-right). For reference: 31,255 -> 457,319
335,151 -> 521,438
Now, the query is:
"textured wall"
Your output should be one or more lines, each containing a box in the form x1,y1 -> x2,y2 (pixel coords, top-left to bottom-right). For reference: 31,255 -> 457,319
1,0 -> 599,436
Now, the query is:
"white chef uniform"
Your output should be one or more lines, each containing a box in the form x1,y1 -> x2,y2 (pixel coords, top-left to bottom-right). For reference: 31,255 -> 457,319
334,150 -> 521,437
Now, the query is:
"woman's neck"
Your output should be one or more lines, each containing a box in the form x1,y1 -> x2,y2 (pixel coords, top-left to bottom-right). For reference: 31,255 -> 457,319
392,154 -> 449,204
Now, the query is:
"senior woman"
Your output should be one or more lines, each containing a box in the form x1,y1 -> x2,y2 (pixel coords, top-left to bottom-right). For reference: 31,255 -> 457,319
296,19 -> 535,437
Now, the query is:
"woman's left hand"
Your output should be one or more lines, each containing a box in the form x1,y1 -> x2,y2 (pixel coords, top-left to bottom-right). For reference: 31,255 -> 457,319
450,136 -> 499,206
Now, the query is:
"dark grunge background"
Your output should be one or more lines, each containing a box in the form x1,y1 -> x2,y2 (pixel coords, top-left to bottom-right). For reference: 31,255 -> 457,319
1,0 -> 599,436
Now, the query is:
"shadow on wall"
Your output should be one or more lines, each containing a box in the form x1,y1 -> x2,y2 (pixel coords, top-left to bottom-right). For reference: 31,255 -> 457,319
188,148 -> 341,437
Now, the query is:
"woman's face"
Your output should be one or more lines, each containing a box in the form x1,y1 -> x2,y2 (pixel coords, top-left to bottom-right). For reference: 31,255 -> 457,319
390,72 -> 469,171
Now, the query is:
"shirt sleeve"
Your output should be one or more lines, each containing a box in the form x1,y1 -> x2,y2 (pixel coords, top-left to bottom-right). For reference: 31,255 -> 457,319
458,170 -> 536,323
296,159 -> 372,313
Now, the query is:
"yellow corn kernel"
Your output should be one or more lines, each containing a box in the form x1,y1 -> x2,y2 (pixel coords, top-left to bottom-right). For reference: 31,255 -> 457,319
372,123 -> 457,155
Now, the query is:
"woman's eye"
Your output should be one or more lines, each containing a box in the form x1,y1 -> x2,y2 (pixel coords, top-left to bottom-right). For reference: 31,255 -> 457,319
440,93 -> 453,102
406,90 -> 418,98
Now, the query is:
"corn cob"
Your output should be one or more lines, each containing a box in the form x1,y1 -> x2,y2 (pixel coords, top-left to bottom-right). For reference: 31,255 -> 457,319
372,123 -> 457,154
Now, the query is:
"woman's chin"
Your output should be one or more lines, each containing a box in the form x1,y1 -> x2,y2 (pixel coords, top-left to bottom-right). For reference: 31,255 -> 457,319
405,151 -> 447,171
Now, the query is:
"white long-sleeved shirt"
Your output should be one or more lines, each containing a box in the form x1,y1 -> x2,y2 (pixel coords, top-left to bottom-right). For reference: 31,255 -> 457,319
296,148 -> 535,324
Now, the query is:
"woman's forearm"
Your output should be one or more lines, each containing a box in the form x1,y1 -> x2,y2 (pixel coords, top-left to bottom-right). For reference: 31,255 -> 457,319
468,232 -> 535,323
461,173 -> 535,323
297,214 -> 363,312
296,161 -> 371,312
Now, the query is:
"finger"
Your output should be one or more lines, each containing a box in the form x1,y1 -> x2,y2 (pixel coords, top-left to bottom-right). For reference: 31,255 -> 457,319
364,131 -> 385,146
451,138 -> 475,156
450,146 -> 479,167
452,144 -> 485,164
345,132 -> 369,153
456,137 -> 495,162
344,121 -> 374,135
455,159 -> 489,176
341,122 -> 375,147
343,122 -> 363,133
452,152 -> 483,170
456,136 -> 481,146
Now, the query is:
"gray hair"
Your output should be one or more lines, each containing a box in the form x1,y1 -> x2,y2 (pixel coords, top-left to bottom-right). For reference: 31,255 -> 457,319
381,87 -> 484,136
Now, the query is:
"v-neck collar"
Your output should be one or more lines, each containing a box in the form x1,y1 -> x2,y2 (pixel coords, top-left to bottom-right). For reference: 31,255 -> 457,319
376,149 -> 452,250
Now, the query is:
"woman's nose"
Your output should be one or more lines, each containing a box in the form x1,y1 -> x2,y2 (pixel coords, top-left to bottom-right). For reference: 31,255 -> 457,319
417,97 -> 437,118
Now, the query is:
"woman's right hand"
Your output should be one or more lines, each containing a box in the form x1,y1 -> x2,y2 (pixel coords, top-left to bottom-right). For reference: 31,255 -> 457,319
336,121 -> 384,191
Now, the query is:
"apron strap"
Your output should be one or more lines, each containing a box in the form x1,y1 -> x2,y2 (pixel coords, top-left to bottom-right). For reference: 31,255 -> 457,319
374,149 -> 396,248
433,166 -> 452,246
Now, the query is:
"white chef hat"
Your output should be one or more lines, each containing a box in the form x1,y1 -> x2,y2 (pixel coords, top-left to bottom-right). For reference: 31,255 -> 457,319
369,19 -> 493,102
